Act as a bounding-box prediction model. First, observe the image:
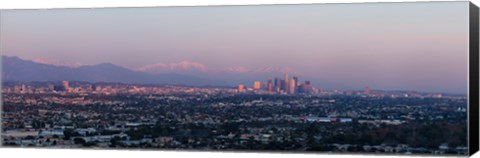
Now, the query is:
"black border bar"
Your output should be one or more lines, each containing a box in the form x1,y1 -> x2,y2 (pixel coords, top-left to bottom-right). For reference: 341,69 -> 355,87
469,1 -> 479,156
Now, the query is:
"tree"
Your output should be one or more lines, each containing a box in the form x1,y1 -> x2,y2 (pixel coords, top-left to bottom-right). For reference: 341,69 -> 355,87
63,129 -> 73,140
110,136 -> 122,147
25,135 -> 36,140
73,138 -> 86,145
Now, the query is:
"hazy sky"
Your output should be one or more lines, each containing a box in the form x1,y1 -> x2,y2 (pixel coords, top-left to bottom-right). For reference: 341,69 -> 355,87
0,2 -> 470,94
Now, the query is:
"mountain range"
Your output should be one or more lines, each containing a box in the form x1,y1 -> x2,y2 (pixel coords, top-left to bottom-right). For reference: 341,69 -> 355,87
2,56 -> 228,86
2,56 -> 307,87
1,56 -> 465,94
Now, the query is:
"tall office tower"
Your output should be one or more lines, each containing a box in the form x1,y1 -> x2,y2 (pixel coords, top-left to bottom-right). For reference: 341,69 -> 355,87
273,77 -> 277,87
238,84 -> 245,92
303,81 -> 313,94
364,86 -> 371,95
284,72 -> 289,92
298,83 -> 306,93
274,77 -> 281,92
273,77 -> 279,90
293,76 -> 299,87
280,79 -> 286,91
289,79 -> 296,94
253,81 -> 261,90
62,80 -> 70,91
267,80 -> 273,92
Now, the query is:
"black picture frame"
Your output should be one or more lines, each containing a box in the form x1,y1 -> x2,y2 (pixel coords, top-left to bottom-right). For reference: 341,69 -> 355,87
469,2 -> 479,156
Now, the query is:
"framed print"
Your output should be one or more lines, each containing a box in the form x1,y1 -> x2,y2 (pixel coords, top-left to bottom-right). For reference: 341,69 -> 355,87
1,1 -> 479,156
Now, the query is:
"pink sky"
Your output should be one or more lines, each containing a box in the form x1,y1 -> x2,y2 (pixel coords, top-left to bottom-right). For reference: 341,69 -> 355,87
0,2 -> 470,93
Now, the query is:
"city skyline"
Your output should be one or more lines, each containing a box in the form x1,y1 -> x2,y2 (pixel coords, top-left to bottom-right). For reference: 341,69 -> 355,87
0,2 -> 469,94
2,55 -> 469,95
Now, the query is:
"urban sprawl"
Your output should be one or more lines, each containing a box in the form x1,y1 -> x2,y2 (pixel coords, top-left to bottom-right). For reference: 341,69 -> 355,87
1,73 -> 468,155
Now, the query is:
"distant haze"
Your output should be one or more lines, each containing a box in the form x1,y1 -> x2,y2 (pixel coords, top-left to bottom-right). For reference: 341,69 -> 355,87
0,2 -> 469,94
